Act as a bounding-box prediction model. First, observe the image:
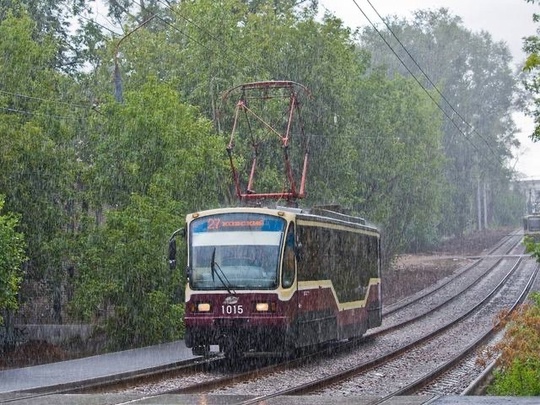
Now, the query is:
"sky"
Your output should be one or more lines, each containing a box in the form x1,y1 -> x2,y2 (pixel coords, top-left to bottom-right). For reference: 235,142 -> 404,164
319,0 -> 540,180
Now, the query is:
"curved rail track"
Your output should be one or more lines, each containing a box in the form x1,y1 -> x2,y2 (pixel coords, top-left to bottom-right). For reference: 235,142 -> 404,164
369,262 -> 539,403
376,232 -> 524,334
2,231 -> 535,405
226,252 -> 536,403
104,231 -> 533,402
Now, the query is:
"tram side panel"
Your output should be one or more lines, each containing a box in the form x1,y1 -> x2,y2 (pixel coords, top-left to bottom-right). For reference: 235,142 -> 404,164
295,220 -> 381,346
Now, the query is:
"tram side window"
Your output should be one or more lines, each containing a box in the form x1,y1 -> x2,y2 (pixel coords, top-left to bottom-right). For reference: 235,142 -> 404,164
366,235 -> 379,278
333,230 -> 359,303
282,226 -> 296,288
297,226 -> 326,281
297,226 -> 379,302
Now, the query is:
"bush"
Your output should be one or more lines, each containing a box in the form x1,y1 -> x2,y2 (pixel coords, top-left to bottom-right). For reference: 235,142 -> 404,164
489,359 -> 540,395
0,196 -> 26,325
486,292 -> 540,395
70,194 -> 186,350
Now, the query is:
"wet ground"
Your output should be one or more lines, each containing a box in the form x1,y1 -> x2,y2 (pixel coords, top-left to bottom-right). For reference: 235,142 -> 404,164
384,228 -> 513,304
0,227 -> 514,370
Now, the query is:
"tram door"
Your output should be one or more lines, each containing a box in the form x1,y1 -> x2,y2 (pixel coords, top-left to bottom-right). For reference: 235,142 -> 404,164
294,224 -> 339,347
286,223 -> 326,348
281,224 -> 299,348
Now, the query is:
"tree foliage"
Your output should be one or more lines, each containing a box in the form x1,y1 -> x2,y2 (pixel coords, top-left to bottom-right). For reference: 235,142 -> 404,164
522,0 -> 540,264
0,196 -> 26,325
360,8 -> 520,237
69,80 -> 225,348
350,72 -> 445,255
72,194 -> 185,349
0,8 -> 82,305
0,0 -> 527,350
523,0 -> 540,142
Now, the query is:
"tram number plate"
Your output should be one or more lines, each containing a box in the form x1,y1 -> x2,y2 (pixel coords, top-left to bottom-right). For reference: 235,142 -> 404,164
221,304 -> 244,315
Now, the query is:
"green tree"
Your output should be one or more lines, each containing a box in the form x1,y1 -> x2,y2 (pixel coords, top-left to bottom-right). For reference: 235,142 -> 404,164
524,0 -> 540,142
0,196 -> 26,325
72,194 -> 185,349
350,72 -> 445,257
70,81 -> 226,348
86,79 -> 226,210
0,0 -> 99,72
519,0 -> 540,259
0,9 -> 84,317
360,8 -> 519,237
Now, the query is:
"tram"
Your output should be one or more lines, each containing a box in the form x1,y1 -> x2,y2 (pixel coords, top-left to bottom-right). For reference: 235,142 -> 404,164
168,81 -> 382,358
523,214 -> 540,242
171,205 -> 381,358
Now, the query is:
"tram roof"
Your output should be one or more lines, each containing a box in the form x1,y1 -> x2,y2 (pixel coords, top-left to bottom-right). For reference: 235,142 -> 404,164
188,205 -> 379,234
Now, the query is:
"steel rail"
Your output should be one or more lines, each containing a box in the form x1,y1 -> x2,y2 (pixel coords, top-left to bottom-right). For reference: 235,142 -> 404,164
370,261 -> 539,403
383,231 -> 522,317
234,255 -> 528,404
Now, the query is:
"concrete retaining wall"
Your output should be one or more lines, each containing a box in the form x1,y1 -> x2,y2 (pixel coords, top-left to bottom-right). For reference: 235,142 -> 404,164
17,324 -> 93,345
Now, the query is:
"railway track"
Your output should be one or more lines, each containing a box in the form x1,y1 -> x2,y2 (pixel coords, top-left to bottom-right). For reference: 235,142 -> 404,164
2,231 -> 535,404
174,234 -> 532,400
376,232 -> 524,334
383,230 -> 522,317
202,256 -> 534,404
369,262 -> 539,403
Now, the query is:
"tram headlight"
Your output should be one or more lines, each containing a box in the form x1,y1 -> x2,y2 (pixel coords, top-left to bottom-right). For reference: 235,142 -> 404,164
255,302 -> 276,312
197,303 -> 211,312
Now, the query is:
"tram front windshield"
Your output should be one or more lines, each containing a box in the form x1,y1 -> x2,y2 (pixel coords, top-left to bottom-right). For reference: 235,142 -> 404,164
189,213 -> 285,290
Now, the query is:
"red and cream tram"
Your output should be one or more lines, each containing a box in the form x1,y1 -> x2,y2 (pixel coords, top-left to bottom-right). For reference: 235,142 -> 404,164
172,205 -> 381,358
168,81 -> 382,358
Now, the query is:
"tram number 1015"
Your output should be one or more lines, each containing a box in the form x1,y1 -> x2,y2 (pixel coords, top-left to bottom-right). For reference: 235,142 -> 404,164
222,304 -> 244,315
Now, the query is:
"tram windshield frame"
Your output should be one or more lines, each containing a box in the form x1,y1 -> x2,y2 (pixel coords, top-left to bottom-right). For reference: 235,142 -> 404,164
189,213 -> 286,290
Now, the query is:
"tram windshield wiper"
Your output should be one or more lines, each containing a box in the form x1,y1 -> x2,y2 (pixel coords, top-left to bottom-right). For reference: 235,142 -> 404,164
210,248 -> 236,295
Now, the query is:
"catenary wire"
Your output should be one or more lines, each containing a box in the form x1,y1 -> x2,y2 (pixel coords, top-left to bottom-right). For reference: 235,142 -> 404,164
0,90 -> 90,110
153,0 -> 507,171
363,0 -> 505,164
350,0 -> 504,170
